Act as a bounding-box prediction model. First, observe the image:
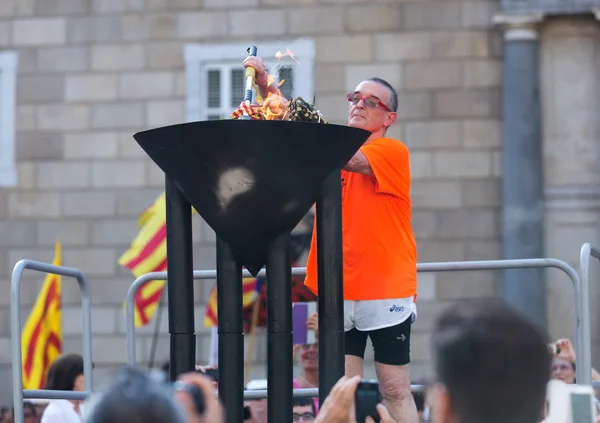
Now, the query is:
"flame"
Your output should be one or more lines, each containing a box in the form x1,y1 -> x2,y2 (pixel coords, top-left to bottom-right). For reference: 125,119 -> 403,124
232,48 -> 297,121
257,46 -> 298,120
259,74 -> 289,121
275,48 -> 299,64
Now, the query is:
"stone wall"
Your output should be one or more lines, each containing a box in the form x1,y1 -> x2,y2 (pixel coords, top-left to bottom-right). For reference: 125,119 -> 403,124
541,17 -> 600,361
0,0 -> 507,403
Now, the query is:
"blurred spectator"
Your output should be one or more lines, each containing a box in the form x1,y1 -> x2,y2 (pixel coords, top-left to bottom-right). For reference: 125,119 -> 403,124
83,366 -> 186,423
293,312 -> 319,414
29,400 -> 49,422
244,379 -> 267,423
42,353 -> 86,423
292,397 -> 316,422
550,338 -> 600,385
22,402 -> 37,423
428,301 -> 550,423
2,402 -> 37,423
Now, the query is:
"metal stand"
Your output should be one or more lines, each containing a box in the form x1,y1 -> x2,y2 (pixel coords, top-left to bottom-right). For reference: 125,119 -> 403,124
216,238 -> 244,423
316,169 -> 345,403
266,233 -> 293,423
165,177 -> 195,380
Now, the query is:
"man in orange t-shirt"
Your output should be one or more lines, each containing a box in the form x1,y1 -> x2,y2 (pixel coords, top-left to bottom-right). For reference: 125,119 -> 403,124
244,56 -> 418,423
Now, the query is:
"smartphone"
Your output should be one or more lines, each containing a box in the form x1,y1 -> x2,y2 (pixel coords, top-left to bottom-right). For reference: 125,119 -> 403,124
243,405 -> 252,421
548,343 -> 561,355
355,380 -> 382,423
292,302 -> 317,345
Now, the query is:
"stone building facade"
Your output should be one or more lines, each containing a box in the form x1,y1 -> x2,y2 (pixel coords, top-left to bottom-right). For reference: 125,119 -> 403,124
0,0 -> 598,404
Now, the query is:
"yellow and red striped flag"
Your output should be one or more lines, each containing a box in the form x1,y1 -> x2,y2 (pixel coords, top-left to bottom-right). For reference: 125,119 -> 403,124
204,277 -> 262,327
21,241 -> 62,389
119,193 -> 168,327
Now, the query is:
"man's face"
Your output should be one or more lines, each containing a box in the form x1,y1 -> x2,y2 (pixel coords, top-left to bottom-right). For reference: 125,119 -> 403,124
292,405 -> 315,423
347,80 -> 396,133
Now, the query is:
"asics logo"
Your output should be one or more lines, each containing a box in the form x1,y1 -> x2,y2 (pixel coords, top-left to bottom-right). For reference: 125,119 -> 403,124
389,305 -> 405,313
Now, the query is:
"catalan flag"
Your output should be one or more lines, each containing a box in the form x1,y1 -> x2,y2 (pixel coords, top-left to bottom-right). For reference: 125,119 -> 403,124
21,241 -> 62,389
119,193 -> 168,327
203,276 -> 263,328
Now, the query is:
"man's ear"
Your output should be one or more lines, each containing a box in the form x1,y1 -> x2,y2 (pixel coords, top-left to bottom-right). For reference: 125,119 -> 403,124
429,383 -> 451,423
384,112 -> 397,128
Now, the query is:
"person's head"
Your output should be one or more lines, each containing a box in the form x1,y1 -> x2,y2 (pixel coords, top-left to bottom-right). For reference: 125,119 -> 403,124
84,366 -> 186,423
429,300 -> 550,423
347,78 -> 398,136
28,399 -> 49,420
295,342 -> 319,373
22,402 -> 36,423
44,353 -> 85,392
551,355 -> 576,384
292,397 -> 316,423
245,379 -> 268,421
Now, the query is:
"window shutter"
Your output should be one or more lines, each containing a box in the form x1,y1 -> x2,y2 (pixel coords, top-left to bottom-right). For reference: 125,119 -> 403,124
278,66 -> 294,100
231,69 -> 244,108
207,69 -> 221,109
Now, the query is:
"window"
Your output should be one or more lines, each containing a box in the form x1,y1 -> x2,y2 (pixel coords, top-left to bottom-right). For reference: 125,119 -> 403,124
0,51 -> 18,187
184,39 -> 314,121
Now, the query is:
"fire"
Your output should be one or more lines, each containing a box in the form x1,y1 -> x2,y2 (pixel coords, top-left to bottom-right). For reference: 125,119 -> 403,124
258,74 -> 289,120
275,48 -> 299,64
231,48 -> 297,121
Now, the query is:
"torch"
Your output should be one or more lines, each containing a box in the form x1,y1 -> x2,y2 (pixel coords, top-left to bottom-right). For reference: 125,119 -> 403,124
241,46 -> 258,121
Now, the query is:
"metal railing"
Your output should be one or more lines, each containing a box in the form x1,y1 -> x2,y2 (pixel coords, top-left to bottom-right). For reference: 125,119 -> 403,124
125,258 -> 587,395
11,260 -> 94,423
9,254 -> 592,409
580,243 -> 600,386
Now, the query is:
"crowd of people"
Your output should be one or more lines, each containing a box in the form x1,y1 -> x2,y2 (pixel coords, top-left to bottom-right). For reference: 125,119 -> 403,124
3,300 -> 594,423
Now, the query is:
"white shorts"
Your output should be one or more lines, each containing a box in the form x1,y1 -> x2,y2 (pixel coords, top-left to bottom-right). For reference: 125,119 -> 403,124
344,296 -> 416,332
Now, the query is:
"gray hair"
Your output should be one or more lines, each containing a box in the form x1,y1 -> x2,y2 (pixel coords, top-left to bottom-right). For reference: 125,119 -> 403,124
83,366 -> 186,423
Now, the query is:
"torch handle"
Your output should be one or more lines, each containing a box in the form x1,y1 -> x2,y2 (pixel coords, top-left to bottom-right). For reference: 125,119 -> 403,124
243,46 -> 258,105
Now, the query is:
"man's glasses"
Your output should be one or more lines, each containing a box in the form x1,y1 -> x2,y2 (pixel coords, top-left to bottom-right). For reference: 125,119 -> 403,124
346,93 -> 391,112
293,412 -> 315,422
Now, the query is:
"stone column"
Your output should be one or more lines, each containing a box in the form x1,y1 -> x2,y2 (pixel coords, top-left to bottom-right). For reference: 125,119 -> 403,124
493,13 -> 546,328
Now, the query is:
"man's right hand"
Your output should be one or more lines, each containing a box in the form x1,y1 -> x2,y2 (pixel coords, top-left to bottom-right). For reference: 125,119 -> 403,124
242,56 -> 269,92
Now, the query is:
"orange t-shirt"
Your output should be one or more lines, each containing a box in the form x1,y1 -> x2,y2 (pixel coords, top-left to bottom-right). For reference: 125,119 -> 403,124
304,137 -> 417,301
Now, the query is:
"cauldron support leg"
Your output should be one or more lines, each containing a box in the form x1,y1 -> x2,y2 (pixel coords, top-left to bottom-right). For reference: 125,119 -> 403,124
316,169 -> 345,403
266,232 -> 293,423
217,238 -> 244,423
165,177 -> 196,380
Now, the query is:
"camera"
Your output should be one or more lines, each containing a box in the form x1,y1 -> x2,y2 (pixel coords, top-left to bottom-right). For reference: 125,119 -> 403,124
201,367 -> 219,383
173,381 -> 205,415
548,343 -> 561,355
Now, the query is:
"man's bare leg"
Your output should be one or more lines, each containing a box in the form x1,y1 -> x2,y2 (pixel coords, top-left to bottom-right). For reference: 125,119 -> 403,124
345,354 -> 364,378
375,361 -> 418,423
